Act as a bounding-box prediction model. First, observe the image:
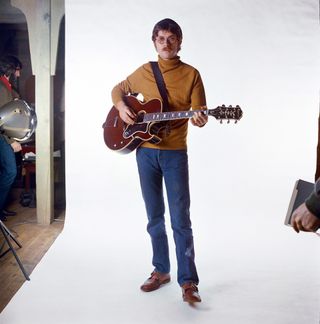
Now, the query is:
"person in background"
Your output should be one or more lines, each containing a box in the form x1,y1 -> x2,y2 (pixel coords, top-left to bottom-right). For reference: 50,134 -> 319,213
0,55 -> 23,221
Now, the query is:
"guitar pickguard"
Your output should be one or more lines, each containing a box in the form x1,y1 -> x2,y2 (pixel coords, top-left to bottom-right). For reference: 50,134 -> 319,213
123,122 -> 149,139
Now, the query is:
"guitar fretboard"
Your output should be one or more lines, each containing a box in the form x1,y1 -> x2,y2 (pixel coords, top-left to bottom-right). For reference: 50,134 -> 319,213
141,106 -> 242,122
142,109 -> 207,122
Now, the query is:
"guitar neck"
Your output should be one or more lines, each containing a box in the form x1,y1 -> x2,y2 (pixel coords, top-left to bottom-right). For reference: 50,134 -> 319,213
142,109 -> 208,123
142,106 -> 242,122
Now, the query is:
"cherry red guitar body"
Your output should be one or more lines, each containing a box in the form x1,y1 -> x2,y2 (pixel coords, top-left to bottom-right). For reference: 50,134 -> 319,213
103,96 -> 164,154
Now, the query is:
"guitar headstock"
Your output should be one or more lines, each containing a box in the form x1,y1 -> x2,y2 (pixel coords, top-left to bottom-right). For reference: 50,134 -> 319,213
208,105 -> 243,123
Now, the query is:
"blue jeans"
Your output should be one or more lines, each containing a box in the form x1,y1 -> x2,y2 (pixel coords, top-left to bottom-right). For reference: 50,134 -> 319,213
0,136 -> 17,216
136,147 -> 199,286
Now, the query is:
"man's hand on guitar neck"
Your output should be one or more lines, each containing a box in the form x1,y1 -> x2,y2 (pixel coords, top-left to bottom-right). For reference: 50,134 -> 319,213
191,110 -> 208,128
116,100 -> 136,125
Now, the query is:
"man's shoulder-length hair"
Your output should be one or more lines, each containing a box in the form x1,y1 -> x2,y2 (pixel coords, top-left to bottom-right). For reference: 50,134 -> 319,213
0,55 -> 22,77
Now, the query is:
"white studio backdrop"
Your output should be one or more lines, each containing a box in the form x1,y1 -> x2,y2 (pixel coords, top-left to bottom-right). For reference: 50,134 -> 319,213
2,0 -> 320,323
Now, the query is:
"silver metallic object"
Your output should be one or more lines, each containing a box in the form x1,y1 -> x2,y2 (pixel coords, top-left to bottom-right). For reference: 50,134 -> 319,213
0,99 -> 37,142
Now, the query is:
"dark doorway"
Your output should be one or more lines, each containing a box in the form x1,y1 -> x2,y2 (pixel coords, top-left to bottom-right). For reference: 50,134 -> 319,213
0,0 -> 66,212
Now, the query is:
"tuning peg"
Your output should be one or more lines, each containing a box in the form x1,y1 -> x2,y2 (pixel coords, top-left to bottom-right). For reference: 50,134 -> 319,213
222,104 -> 225,107
228,105 -> 232,108
220,120 -> 223,124
235,120 -> 238,124
227,119 -> 230,124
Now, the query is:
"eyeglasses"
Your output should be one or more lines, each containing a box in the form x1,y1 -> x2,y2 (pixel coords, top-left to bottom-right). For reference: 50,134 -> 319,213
156,35 -> 179,45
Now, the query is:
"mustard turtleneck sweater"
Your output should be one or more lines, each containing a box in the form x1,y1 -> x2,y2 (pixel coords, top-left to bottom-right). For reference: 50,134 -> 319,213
111,56 -> 206,150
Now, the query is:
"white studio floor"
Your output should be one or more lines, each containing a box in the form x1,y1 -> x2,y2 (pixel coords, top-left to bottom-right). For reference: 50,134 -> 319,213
1,201 -> 319,324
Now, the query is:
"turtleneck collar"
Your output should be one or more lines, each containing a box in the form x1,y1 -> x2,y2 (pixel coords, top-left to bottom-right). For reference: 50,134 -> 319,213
158,55 -> 181,72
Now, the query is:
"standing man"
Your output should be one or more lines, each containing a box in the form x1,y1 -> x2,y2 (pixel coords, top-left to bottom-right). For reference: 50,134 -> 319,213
111,18 -> 207,303
0,55 -> 23,221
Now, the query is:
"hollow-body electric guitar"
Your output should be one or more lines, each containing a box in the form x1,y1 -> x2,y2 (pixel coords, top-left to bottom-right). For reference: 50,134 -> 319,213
103,95 -> 243,154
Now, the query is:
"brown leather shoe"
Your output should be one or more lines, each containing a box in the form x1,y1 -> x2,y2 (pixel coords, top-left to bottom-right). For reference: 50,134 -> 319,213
181,282 -> 201,303
140,271 -> 171,292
